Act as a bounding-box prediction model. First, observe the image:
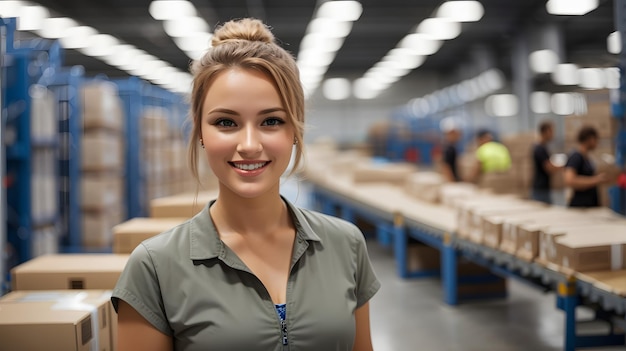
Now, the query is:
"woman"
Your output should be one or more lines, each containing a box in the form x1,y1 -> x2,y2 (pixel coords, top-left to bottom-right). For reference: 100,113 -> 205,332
112,18 -> 380,351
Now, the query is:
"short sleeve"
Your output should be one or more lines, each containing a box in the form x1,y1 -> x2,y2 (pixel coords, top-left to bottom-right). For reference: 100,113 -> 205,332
111,244 -> 172,336
565,152 -> 582,173
350,226 -> 381,308
535,145 -> 549,164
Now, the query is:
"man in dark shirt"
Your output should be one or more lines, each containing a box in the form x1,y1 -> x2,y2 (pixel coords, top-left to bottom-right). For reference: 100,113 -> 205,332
564,126 -> 606,207
440,118 -> 461,182
532,122 -> 562,204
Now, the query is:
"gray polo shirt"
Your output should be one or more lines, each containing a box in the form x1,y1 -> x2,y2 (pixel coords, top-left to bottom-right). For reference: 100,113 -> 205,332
111,199 -> 380,351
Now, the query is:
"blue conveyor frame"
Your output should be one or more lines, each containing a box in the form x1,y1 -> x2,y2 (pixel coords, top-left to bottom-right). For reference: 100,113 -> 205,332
309,182 -> 626,351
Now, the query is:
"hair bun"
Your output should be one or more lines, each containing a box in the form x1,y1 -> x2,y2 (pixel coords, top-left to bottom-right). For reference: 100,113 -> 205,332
212,18 -> 274,47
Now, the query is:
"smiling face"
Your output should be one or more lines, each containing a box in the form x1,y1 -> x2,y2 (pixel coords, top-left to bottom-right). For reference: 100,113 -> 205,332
201,68 -> 295,199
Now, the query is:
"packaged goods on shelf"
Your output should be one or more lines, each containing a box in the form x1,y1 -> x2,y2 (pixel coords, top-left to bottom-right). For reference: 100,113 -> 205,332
141,107 -> 170,141
31,226 -> 59,258
501,132 -> 535,160
555,225 -> 626,272
82,209 -> 125,248
32,149 -> 57,222
113,217 -> 188,253
564,103 -> 614,141
404,172 -> 445,203
478,171 -> 517,195
81,81 -> 124,132
352,162 -> 417,184
81,173 -> 124,211
30,85 -> 57,141
150,191 -> 219,218
0,290 -> 115,351
11,254 -> 130,291
458,153 -> 478,182
81,132 -> 124,171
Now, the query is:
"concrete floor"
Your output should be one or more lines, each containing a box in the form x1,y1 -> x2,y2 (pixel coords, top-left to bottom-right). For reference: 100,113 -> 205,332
280,178 -> 623,351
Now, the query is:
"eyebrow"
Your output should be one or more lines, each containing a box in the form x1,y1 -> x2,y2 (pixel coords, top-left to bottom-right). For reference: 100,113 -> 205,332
208,107 -> 286,115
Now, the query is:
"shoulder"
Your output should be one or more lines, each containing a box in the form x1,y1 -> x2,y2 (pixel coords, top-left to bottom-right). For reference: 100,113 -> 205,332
138,220 -> 193,258
293,206 -> 363,246
566,151 -> 583,167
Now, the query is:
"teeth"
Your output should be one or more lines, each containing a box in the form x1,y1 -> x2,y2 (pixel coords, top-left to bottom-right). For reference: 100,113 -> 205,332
234,162 -> 266,171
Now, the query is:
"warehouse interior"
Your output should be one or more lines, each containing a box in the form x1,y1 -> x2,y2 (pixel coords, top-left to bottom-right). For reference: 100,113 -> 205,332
1,0 -> 625,350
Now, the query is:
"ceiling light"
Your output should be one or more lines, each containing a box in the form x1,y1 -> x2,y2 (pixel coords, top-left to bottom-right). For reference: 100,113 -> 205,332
605,67 -> 619,89
317,1 -> 363,22
417,18 -> 461,40
578,68 -> 606,90
546,0 -> 598,16
530,91 -> 551,114
353,78 -> 379,100
174,32 -> 213,52
0,1 -> 25,18
80,34 -> 119,57
163,16 -> 209,38
59,26 -> 98,49
300,33 -> 343,52
485,94 -> 519,117
384,48 -> 425,70
185,50 -> 205,60
437,1 -> 484,22
102,45 -> 139,68
308,18 -> 353,38
456,83 -> 472,102
149,0 -> 197,20
298,50 -> 336,67
398,33 -> 442,55
608,31 -> 621,54
551,93 -> 575,115
479,69 -> 505,92
529,49 -> 559,74
37,17 -> 78,39
551,63 -> 579,85
17,5 -> 50,31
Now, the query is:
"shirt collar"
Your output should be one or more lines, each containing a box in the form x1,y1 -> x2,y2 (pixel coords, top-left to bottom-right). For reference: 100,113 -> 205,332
189,196 -> 322,260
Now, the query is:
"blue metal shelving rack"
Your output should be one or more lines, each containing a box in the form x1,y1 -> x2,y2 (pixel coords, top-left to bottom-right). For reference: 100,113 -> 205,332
4,24 -> 64,265
610,0 -> 626,216
114,77 -> 188,219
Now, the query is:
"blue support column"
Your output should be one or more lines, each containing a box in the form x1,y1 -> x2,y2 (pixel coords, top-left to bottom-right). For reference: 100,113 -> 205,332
441,233 -> 458,305
376,224 -> 391,247
613,0 -> 626,215
556,278 -> 578,351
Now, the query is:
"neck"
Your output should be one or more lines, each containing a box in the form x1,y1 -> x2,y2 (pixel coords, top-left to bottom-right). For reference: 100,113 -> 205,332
211,183 -> 288,236
540,138 -> 549,145
578,144 -> 588,155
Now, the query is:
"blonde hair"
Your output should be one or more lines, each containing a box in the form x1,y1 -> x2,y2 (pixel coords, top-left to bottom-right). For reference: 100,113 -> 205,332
188,18 -> 305,182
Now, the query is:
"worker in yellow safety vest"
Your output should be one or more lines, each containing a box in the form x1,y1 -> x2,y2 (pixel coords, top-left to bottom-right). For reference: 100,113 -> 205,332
472,129 -> 512,182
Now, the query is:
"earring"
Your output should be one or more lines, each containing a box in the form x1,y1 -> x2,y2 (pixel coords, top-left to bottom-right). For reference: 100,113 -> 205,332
293,138 -> 298,145
200,139 -> 205,149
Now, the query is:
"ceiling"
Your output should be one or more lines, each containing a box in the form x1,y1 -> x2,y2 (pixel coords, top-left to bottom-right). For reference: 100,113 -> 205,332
25,0 -> 617,85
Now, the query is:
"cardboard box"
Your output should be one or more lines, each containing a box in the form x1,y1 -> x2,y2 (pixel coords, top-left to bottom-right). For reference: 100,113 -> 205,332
141,108 -> 170,141
556,225 -> 626,272
82,132 -> 123,171
539,222 -> 604,263
482,208 -> 551,249
439,182 -> 478,208
81,174 -> 124,210
11,254 -> 130,291
82,209 -> 126,248
113,217 -> 187,254
478,171 -> 517,195
0,303 -> 94,351
1,290 -> 114,351
404,172 -> 445,203
82,81 -> 124,132
352,163 -> 417,184
150,190 -> 218,218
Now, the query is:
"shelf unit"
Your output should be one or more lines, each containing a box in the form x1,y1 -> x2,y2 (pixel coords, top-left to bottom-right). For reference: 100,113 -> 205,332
0,18 -> 13,293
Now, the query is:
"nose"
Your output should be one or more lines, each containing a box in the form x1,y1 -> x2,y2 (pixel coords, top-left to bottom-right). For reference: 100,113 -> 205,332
236,125 -> 263,156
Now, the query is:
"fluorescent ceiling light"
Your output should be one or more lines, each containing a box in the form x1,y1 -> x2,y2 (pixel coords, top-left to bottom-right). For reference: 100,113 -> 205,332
530,91 -> 552,114
164,16 -> 209,38
479,69 -> 505,92
298,50 -> 336,67
353,78 -> 379,100
323,78 -> 351,100
608,31 -> 621,54
398,33 -> 442,55
185,50 -> 205,60
300,33 -> 343,52
317,1 -> 363,22
417,18 -> 461,40
546,0 -> 598,16
59,26 -> 98,49
37,17 -> 78,39
149,0 -> 197,20
437,1 -> 484,22
529,49 -> 559,74
102,45 -> 140,68
308,18 -> 353,38
485,94 -> 519,117
80,34 -> 120,57
384,48 -> 425,70
551,63 -> 579,85
0,1 -> 25,18
174,32 -> 213,52
605,67 -> 619,89
551,93 -> 575,115
578,67 -> 606,90
17,5 -> 50,31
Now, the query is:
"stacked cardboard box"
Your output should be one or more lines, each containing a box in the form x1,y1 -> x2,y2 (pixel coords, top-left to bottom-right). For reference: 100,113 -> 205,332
81,82 -> 126,248
142,107 -> 172,202
404,172 -> 445,203
112,217 -> 188,254
352,162 -> 417,184
501,132 -> 536,197
150,190 -> 219,218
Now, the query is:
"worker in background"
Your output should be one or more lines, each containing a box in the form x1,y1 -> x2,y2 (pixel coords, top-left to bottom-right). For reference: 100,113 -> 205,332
440,118 -> 461,182
472,129 -> 512,182
564,126 -> 606,207
531,121 -> 563,204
